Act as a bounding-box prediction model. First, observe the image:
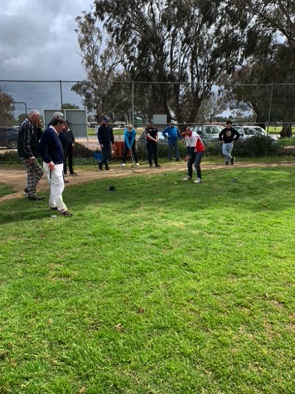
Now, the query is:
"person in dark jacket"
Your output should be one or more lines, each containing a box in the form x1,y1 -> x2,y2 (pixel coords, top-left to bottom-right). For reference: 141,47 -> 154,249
38,117 -> 72,217
97,116 -> 114,170
17,109 -> 44,201
64,120 -> 77,175
219,120 -> 240,165
145,121 -> 160,167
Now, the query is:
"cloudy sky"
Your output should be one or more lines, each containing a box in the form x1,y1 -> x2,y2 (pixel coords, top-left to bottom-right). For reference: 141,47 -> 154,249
0,0 -> 92,113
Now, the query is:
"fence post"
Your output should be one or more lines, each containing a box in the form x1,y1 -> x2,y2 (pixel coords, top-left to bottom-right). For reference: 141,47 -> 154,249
131,80 -> 134,125
265,83 -> 274,156
59,80 -> 63,108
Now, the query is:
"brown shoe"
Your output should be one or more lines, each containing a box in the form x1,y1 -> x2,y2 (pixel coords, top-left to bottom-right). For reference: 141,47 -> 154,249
60,210 -> 73,217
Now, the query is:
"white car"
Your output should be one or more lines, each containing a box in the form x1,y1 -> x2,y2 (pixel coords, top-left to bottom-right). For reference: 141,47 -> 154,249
244,125 -> 267,136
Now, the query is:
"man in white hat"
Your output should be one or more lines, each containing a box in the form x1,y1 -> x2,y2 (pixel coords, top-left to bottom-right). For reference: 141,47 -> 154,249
162,120 -> 182,161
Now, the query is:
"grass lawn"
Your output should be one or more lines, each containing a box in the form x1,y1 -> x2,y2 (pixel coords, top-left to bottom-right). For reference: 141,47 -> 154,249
0,166 -> 294,393
267,126 -> 295,134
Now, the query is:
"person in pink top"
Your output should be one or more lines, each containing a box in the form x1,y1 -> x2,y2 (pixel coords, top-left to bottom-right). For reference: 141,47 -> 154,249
182,127 -> 205,183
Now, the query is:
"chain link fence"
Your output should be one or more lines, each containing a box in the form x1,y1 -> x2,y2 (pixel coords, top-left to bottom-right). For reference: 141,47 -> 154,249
1,80 -> 295,133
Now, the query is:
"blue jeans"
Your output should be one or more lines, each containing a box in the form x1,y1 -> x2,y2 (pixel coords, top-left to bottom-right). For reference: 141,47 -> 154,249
168,140 -> 179,160
194,151 -> 204,179
222,142 -> 233,163
187,151 -> 204,179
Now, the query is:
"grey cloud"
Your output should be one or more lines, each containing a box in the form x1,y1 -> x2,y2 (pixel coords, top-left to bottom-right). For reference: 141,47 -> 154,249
0,0 -> 87,81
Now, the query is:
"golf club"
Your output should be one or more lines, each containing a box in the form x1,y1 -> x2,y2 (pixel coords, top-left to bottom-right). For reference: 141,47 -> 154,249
130,148 -> 135,166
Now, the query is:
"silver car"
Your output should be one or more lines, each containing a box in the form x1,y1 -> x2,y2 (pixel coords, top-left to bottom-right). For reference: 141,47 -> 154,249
191,124 -> 223,142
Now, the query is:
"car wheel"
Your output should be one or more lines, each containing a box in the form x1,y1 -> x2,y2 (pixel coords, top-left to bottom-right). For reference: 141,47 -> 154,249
8,140 -> 17,149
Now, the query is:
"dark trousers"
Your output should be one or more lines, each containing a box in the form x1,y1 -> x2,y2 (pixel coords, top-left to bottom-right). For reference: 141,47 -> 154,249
101,144 -> 111,167
187,151 -> 204,179
146,142 -> 158,166
123,142 -> 138,163
64,146 -> 74,174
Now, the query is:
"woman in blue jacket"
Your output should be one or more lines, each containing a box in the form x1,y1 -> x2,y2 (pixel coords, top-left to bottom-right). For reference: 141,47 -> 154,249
122,124 -> 140,166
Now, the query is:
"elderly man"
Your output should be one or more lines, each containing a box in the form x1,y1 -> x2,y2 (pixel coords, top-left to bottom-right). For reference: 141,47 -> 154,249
38,117 -> 73,217
18,109 -> 44,201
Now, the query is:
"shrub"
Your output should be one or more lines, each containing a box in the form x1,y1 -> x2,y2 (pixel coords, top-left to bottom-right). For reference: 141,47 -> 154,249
204,142 -> 222,156
233,136 -> 278,157
0,151 -> 20,164
73,142 -> 95,159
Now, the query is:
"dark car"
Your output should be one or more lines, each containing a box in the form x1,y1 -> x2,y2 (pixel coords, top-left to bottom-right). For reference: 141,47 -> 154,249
0,126 -> 19,149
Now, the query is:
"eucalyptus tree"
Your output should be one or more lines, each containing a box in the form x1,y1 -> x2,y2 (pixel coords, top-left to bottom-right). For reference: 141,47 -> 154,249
73,0 -> 253,123
238,0 -> 295,46
222,0 -> 295,123
0,90 -> 14,125
72,10 -> 131,121
94,0 -> 254,122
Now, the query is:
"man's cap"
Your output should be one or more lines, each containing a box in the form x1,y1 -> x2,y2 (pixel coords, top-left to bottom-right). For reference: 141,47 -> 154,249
127,124 -> 133,129
102,116 -> 109,122
170,120 -> 175,124
53,111 -> 64,118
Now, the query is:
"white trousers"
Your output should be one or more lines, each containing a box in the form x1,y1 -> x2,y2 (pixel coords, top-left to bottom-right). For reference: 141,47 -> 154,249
43,162 -> 67,212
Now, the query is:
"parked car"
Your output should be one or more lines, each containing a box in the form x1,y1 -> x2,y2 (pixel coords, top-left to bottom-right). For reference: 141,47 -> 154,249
0,126 -> 19,149
244,125 -> 267,136
191,124 -> 223,142
112,121 -> 127,128
235,125 -> 257,140
232,125 -> 277,144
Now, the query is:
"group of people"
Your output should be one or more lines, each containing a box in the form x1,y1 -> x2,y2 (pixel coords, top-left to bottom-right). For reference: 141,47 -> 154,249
17,110 -> 77,217
95,118 -> 187,170
18,112 -> 240,217
96,117 -> 240,183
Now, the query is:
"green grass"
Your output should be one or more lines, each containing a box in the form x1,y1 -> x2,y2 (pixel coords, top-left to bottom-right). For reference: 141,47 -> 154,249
267,126 -> 295,134
0,166 -> 294,393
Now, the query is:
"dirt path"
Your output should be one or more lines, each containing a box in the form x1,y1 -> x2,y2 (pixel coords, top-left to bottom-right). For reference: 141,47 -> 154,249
0,161 -> 294,203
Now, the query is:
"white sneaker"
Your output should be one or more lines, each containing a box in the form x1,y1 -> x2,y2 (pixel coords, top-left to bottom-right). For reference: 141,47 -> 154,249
121,163 -> 125,167
183,176 -> 191,181
194,178 -> 202,183
136,163 -> 140,166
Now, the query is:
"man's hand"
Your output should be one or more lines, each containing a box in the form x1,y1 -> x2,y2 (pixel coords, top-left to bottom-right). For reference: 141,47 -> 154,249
48,162 -> 55,171
28,157 -> 35,165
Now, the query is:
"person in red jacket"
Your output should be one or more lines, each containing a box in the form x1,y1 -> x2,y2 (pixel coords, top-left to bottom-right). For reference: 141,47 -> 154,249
182,127 -> 205,183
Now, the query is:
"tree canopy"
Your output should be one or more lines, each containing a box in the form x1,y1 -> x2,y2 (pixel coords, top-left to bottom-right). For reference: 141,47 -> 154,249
0,91 -> 14,126
74,0 -> 295,123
